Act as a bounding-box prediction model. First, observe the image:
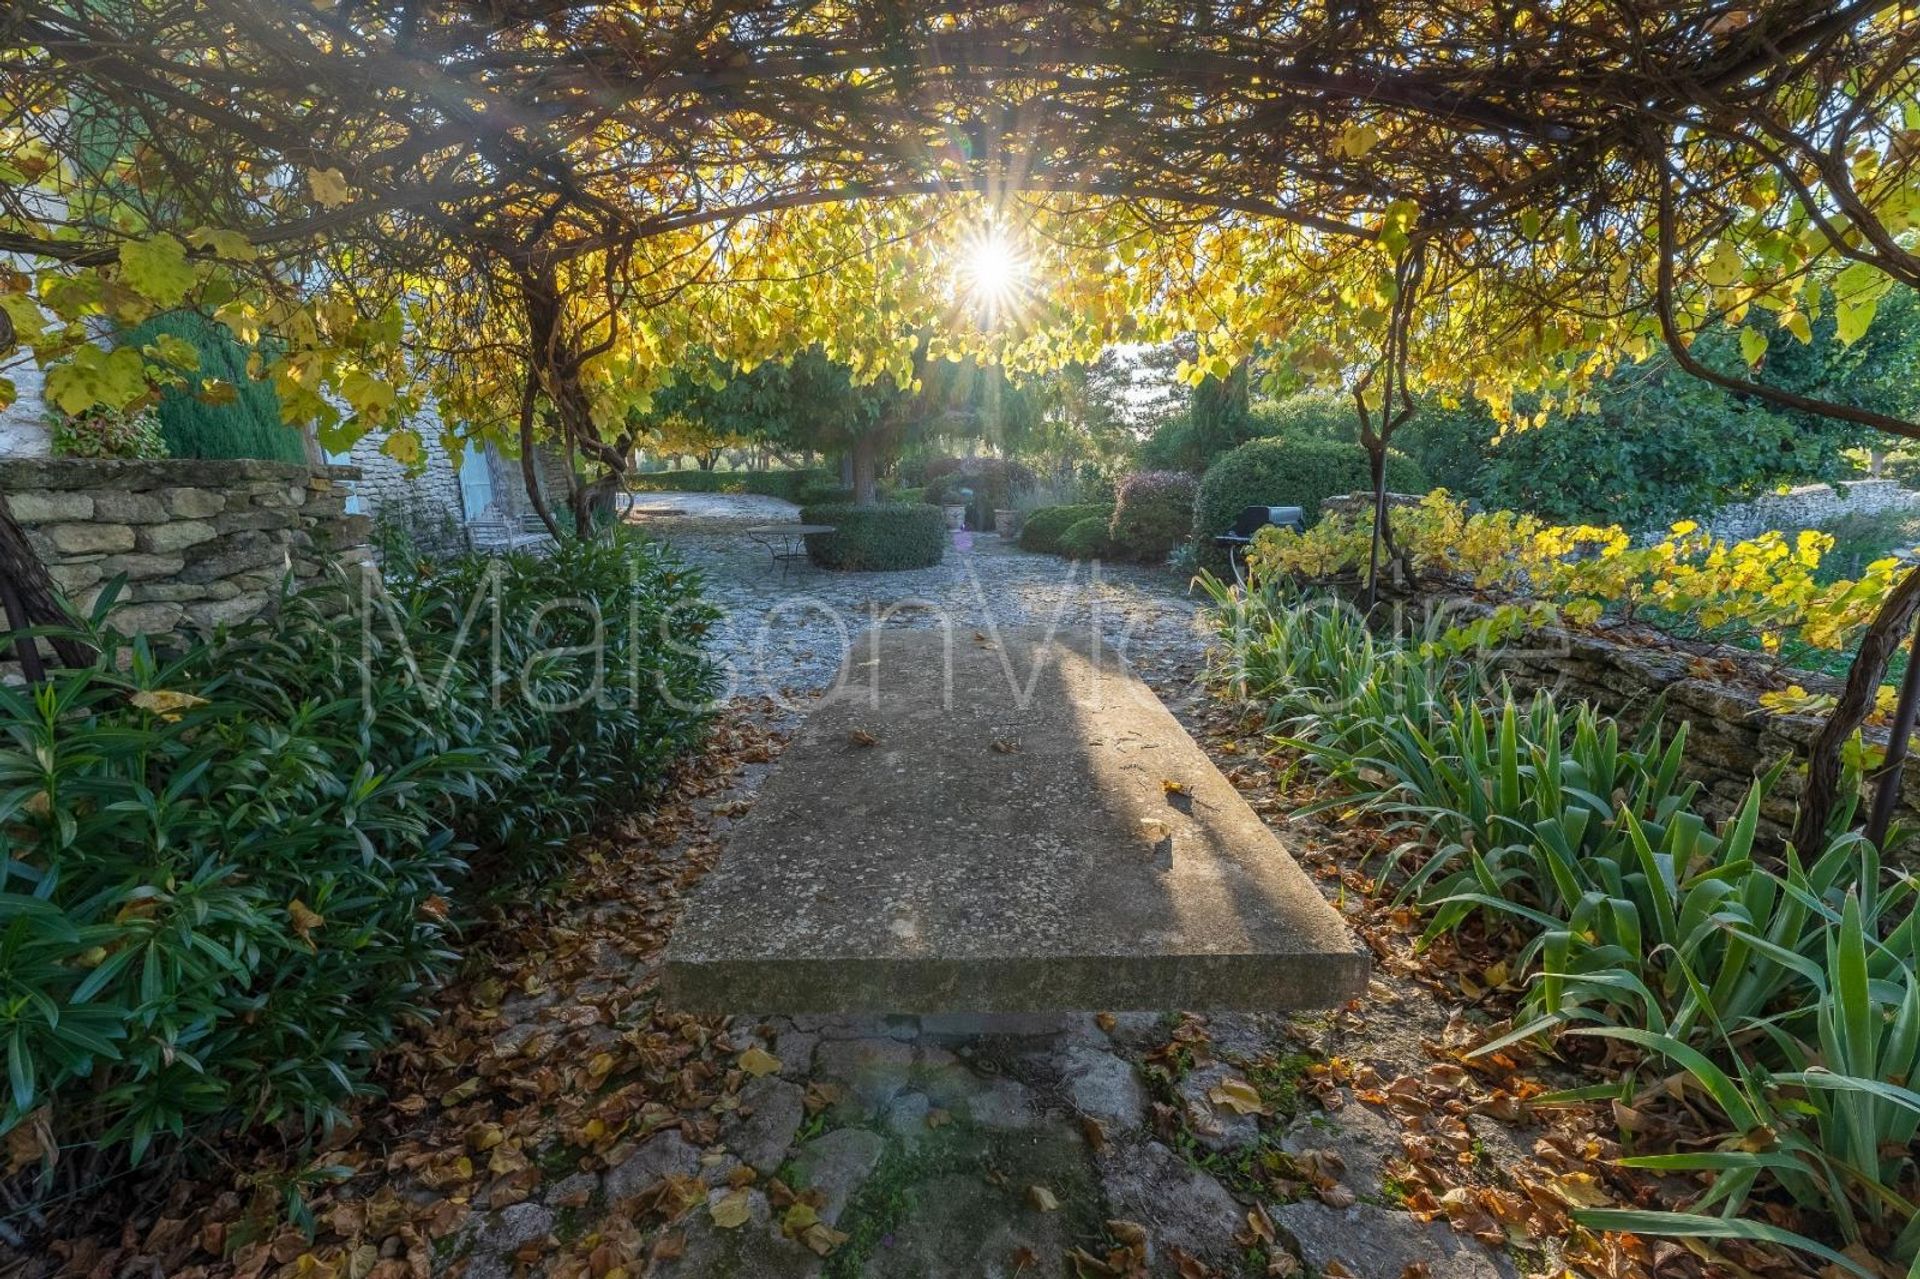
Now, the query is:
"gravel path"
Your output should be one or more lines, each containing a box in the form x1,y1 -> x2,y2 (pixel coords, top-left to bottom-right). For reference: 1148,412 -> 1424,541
626,493 -> 1209,711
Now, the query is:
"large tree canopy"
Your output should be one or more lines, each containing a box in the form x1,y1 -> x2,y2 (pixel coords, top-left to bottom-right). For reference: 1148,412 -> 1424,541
9,2 -> 1920,474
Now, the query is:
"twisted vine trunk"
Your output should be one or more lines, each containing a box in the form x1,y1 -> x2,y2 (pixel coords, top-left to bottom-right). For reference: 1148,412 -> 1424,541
0,492 -> 93,679
1793,561 -> 1920,856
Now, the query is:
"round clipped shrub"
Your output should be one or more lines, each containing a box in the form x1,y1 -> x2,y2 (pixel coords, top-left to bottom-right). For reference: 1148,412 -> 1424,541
1018,503 -> 1113,554
1108,470 -> 1199,562
1194,438 -> 1426,556
801,502 -> 947,570
1058,515 -> 1112,560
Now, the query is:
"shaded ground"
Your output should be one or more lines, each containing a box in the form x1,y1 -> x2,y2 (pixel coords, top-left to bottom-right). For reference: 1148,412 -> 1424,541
36,498 -> 1640,1279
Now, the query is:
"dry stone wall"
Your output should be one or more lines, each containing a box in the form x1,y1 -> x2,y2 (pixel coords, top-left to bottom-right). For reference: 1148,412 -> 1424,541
5,457 -> 371,637
1427,597 -> 1912,846
1706,479 -> 1920,542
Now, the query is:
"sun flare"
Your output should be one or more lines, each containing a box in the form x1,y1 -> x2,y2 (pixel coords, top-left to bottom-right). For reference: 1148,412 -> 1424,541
956,225 -> 1031,320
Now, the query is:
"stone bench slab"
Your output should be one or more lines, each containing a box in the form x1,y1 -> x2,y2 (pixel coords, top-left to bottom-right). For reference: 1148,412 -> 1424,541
664,626 -> 1368,1013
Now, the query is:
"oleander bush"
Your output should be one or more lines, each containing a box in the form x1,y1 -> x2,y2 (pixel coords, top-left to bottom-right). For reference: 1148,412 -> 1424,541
1017,503 -> 1113,554
1193,438 -> 1426,561
1107,470 -> 1198,562
799,502 -> 946,570
1200,579 -> 1920,1270
0,527 -> 719,1176
627,467 -> 835,500
1057,515 -> 1112,560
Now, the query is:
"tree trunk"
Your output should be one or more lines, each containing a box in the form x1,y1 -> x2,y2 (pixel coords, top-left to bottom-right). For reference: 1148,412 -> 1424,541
0,494 -> 94,676
516,370 -> 562,540
850,434 -> 878,506
1793,561 -> 1920,855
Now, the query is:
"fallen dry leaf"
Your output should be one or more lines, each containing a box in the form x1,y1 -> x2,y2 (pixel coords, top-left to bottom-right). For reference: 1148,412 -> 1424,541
709,1188 -> 753,1229
738,1046 -> 780,1077
1027,1184 -> 1060,1212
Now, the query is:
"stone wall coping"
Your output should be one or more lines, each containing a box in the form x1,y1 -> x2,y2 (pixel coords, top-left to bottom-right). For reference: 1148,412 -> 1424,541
1,456 -> 323,491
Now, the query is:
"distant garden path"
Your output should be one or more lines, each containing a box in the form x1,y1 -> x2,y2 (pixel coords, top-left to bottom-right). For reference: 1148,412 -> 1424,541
625,493 -> 1209,707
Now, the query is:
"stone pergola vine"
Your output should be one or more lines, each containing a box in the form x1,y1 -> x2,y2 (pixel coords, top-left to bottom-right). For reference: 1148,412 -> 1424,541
6,0 -> 1920,851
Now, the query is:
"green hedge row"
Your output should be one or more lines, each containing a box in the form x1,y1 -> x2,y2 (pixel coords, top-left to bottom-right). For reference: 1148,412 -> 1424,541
628,468 -> 836,500
0,529 -> 720,1171
1194,438 -> 1426,558
1017,503 -> 1113,554
800,502 -> 947,570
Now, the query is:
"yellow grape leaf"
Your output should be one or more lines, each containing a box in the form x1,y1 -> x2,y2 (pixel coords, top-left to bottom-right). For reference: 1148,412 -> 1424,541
1739,327 -> 1767,367
307,166 -> 351,208
187,226 -> 257,261
1781,309 -> 1813,343
739,1046 -> 781,1077
381,429 -> 424,469
1338,123 -> 1379,158
147,332 -> 202,371
45,345 -> 147,415
1702,240 -> 1744,288
710,1188 -> 753,1229
0,378 -> 12,414
118,235 -> 193,308
196,379 -> 239,406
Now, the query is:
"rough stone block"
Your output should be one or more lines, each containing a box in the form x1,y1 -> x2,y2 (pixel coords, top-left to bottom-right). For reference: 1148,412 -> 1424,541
177,533 -> 287,584
186,593 -> 271,629
44,521 -> 136,555
8,491 -> 92,523
103,601 -> 184,636
99,552 -> 187,581
92,491 -> 172,524
665,628 -> 1368,1014
47,559 -> 104,593
139,520 -> 218,553
163,487 -> 227,519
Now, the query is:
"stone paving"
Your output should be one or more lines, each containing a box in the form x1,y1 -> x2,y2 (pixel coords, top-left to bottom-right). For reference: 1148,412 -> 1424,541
449,495 -> 1525,1279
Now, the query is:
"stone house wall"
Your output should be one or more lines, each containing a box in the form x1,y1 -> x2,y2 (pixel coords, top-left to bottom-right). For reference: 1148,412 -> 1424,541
4,457 -> 371,637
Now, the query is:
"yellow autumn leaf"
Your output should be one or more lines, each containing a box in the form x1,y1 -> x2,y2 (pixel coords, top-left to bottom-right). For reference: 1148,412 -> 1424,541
739,1046 -> 781,1077
307,166 -> 350,207
1027,1184 -> 1059,1212
130,689 -> 209,722
1208,1078 -> 1270,1116
287,899 -> 325,947
1547,1171 -> 1611,1208
710,1188 -> 753,1229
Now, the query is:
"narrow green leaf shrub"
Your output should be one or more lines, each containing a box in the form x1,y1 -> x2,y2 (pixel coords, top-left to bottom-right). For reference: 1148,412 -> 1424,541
627,467 -> 835,500
1058,515 -> 1112,560
1199,578 -> 1920,1270
799,502 -> 946,570
0,527 -> 719,1171
1107,471 -> 1198,563
1192,438 -> 1425,557
1018,504 -> 1112,554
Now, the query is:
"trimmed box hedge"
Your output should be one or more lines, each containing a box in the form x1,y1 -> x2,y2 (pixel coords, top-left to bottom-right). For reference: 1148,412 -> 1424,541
628,467 -> 836,500
1017,503 -> 1114,554
1194,439 -> 1426,560
800,501 -> 947,570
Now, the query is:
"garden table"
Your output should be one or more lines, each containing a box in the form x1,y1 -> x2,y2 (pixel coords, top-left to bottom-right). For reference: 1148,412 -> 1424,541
743,523 -> 835,577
